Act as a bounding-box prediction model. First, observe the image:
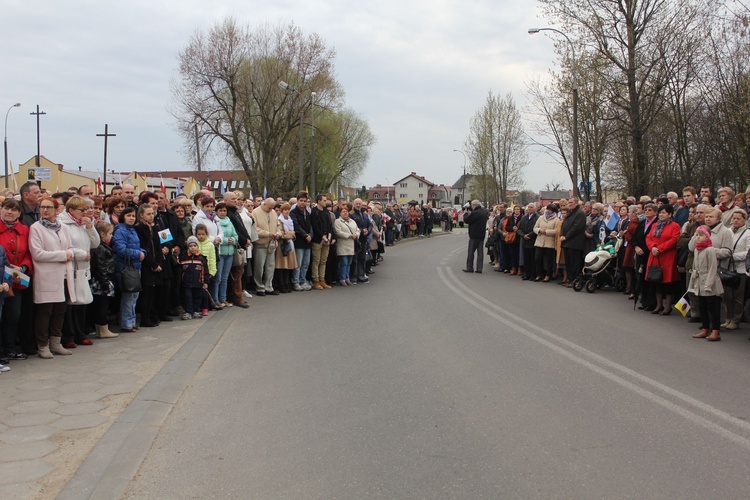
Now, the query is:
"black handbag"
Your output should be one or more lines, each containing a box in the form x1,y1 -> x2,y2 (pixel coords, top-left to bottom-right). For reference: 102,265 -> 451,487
121,253 -> 142,293
717,265 -> 741,288
645,257 -> 663,283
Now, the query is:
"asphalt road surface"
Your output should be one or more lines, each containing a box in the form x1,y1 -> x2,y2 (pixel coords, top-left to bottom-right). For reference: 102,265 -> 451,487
126,231 -> 750,498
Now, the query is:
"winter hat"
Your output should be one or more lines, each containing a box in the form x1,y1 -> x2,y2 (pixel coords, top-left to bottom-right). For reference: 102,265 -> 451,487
187,235 -> 199,247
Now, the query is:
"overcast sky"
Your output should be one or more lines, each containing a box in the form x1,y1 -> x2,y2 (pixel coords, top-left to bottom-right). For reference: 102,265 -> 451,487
2,0 -> 569,193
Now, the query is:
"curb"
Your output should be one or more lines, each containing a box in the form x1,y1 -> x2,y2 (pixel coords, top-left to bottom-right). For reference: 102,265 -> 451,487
58,309 -> 239,500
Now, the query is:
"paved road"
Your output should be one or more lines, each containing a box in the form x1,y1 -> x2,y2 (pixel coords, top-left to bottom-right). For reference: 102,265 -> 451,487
126,231 -> 750,498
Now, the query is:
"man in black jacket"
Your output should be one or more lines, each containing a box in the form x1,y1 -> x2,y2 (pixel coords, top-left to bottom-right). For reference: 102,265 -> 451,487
290,192 -> 312,291
223,191 -> 251,308
560,197 -> 586,286
518,203 -> 539,280
349,198 -> 372,283
310,194 -> 334,289
463,200 -> 489,273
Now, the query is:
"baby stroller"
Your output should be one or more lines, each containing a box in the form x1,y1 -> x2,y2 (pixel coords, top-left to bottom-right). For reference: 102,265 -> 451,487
572,236 -> 626,293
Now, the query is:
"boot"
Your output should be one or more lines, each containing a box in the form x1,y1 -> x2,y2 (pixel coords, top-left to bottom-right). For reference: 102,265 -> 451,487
37,344 -> 53,359
706,330 -> 721,342
509,268 -> 517,276
95,324 -> 119,339
49,336 -> 72,355
321,281 -> 332,289
692,329 -> 709,339
312,281 -> 324,290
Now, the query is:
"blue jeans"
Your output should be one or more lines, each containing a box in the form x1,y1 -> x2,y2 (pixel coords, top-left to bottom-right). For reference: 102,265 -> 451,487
215,254 -> 233,302
120,291 -> 139,329
338,255 -> 353,282
293,247 -> 311,284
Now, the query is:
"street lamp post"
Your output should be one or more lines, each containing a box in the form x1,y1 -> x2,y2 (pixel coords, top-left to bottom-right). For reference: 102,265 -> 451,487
528,27 -> 581,200
453,149 -> 467,206
3,103 -> 21,189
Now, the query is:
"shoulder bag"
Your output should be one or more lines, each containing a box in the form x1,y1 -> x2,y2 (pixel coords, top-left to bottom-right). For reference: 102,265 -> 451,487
121,252 -> 142,293
645,256 -> 663,283
67,259 -> 94,305
233,245 -> 247,266
718,233 -> 744,288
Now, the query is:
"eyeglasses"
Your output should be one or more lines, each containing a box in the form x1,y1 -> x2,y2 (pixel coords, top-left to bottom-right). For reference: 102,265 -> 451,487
40,205 -> 56,210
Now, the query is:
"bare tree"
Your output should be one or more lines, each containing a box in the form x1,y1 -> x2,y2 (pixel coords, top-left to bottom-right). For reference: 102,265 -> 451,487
465,91 -> 527,205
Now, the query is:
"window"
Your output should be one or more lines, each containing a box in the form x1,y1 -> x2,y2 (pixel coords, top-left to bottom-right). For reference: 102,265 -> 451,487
400,183 -> 407,188
373,193 -> 379,199
419,194 -> 423,198
419,183 -> 423,188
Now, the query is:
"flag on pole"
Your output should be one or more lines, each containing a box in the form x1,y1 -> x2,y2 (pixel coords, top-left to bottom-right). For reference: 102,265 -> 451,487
605,203 -> 621,230
175,178 -> 183,196
96,176 -> 104,194
674,292 -> 691,317
159,175 -> 166,195
220,178 -> 226,196
263,186 -> 267,199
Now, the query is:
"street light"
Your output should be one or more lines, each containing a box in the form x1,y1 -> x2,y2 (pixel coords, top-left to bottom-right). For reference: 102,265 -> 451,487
4,103 -> 21,189
453,149 -> 466,206
528,27 -> 581,200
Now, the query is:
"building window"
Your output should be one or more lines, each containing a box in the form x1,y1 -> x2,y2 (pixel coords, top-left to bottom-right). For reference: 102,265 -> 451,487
373,193 -> 379,198
419,182 -> 423,188
419,194 -> 423,198
400,183 -> 407,188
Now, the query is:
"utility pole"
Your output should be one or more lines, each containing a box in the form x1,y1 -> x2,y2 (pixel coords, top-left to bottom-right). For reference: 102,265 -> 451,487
29,105 -> 46,187
96,124 -> 116,194
194,122 -> 202,176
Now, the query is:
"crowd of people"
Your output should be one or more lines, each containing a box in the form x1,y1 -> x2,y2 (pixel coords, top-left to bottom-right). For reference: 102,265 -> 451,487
463,185 -> 750,342
0,182 -> 432,373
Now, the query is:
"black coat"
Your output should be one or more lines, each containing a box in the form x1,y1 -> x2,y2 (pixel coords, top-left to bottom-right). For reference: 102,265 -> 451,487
464,206 -> 489,239
518,213 -> 539,245
290,206 -> 312,249
226,206 -> 250,248
136,223 -> 164,287
561,205 -> 586,250
310,206 -> 333,243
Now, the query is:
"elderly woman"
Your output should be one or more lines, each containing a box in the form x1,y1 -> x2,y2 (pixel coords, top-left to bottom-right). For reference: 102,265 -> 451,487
621,205 -> 640,299
645,204 -> 681,315
191,197 -> 223,246
533,204 -> 559,282
584,202 -> 607,254
334,203 -> 360,286
504,205 -> 522,275
29,197 -> 76,358
59,196 -> 100,348
172,203 -> 193,243
0,199 -> 32,361
112,207 -> 144,332
721,210 -> 750,329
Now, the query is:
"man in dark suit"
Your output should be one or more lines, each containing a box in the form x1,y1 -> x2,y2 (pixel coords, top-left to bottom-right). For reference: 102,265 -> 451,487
463,200 -> 489,273
560,197 -> 586,286
518,203 -> 540,280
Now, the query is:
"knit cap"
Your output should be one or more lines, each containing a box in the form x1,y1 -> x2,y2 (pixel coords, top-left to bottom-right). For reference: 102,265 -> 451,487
187,235 -> 199,246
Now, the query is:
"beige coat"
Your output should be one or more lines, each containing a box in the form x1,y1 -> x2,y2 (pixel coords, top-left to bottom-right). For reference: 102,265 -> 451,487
29,221 -> 76,304
252,206 -> 282,248
688,246 -> 724,296
533,214 -> 559,249
334,217 -> 360,256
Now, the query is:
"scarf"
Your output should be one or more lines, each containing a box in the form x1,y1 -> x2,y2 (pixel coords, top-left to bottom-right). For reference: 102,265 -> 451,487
40,218 -> 61,233
279,214 -> 294,233
545,212 -> 556,220
2,218 -> 18,231
203,209 -> 215,222
653,217 -> 672,238
695,226 -> 712,251
586,213 -> 602,233
68,211 -> 84,226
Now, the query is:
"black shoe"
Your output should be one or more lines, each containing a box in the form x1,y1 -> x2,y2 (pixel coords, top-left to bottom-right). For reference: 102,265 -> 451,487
357,279 -> 369,284
7,352 -> 28,360
256,290 -> 266,296
159,316 -> 174,322
167,308 -> 180,317
140,322 -> 159,328
462,269 -> 474,273
268,290 -> 280,295
0,356 -> 8,364
475,270 -> 482,273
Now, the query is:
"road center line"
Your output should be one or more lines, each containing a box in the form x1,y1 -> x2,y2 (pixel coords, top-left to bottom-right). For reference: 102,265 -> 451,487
438,265 -> 750,450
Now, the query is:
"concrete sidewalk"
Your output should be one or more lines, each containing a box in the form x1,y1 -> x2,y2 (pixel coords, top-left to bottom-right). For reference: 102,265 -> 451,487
0,308 -> 236,499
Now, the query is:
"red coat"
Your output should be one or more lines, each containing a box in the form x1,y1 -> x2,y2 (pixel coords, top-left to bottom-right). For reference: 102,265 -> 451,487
645,221 -> 680,283
0,221 -> 33,289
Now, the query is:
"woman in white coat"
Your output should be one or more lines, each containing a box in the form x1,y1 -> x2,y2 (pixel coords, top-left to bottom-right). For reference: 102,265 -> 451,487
59,196 -> 100,347
722,209 -> 750,329
29,197 -> 76,358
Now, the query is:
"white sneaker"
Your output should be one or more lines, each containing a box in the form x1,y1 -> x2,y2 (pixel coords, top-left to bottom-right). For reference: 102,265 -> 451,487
302,282 -> 312,291
242,290 -> 252,298
293,284 -> 303,291
0,364 -> 9,373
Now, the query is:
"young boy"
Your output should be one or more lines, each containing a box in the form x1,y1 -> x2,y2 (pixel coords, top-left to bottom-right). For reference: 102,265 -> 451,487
180,235 -> 210,319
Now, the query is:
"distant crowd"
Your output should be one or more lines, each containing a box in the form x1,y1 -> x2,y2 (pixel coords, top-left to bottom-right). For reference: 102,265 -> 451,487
462,185 -> 750,342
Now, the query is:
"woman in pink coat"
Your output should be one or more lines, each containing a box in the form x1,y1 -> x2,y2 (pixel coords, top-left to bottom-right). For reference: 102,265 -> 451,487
29,197 -> 76,359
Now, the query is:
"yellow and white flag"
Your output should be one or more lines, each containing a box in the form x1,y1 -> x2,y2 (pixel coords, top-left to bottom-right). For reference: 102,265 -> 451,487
674,293 -> 691,317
